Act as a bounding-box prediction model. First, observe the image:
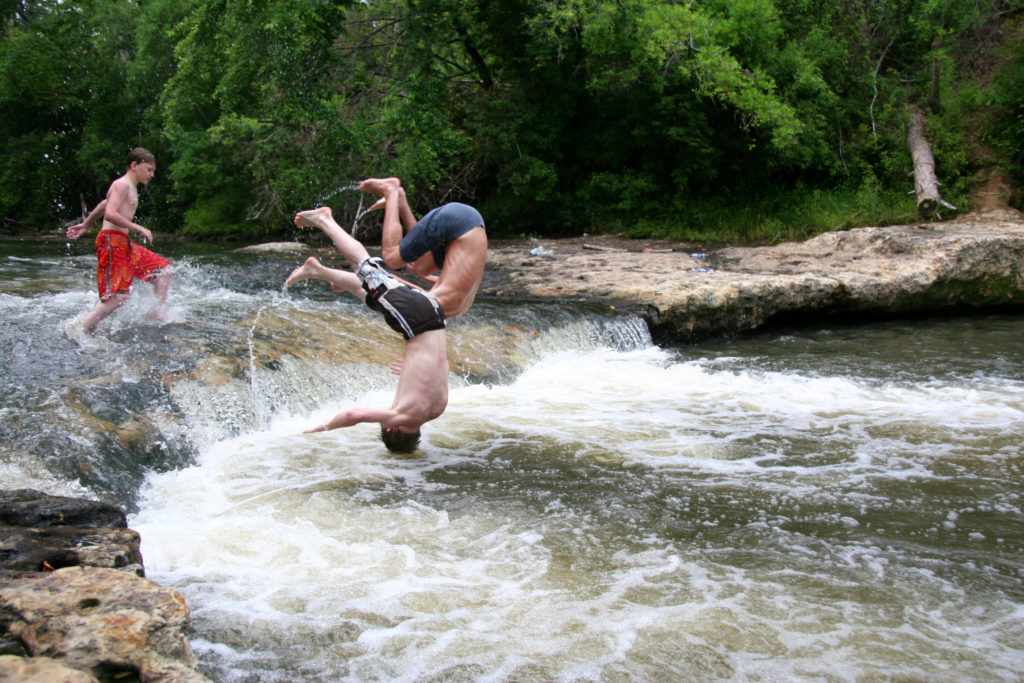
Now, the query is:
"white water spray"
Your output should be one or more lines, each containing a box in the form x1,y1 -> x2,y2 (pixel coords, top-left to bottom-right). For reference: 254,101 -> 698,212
313,181 -> 362,208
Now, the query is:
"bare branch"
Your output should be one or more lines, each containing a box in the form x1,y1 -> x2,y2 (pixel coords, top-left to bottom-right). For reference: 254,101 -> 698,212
870,35 -> 895,141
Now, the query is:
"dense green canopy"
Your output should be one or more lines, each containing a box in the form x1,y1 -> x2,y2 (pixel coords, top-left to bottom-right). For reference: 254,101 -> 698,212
1,0 -> 1022,241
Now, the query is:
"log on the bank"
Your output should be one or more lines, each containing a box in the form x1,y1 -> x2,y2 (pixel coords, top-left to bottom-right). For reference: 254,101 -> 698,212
907,105 -> 956,219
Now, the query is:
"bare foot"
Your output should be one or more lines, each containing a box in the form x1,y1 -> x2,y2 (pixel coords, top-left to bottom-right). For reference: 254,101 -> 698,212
358,177 -> 401,197
286,256 -> 324,285
294,207 -> 333,230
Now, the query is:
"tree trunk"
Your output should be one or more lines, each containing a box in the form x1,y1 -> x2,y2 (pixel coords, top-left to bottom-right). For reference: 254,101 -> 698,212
907,105 -> 955,219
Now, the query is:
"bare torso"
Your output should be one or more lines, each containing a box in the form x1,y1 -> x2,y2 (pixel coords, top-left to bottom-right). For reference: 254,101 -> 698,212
390,328 -> 449,427
101,175 -> 139,235
422,227 -> 487,319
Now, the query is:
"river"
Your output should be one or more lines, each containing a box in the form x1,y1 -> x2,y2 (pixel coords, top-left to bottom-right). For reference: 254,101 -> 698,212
2,237 -> 1022,682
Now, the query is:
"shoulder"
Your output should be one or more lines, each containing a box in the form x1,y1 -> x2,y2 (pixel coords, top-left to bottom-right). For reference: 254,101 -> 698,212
107,176 -> 130,196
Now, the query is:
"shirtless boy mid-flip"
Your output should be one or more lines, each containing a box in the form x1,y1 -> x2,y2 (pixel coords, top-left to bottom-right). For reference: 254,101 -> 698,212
357,177 -> 486,319
66,147 -> 174,333
287,206 -> 448,453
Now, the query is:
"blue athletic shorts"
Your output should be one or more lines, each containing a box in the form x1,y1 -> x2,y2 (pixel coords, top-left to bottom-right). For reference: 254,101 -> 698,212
399,202 -> 484,269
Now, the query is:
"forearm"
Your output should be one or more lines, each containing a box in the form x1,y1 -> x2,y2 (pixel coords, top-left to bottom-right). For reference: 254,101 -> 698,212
305,406 -> 395,433
82,201 -> 106,228
67,201 -> 107,239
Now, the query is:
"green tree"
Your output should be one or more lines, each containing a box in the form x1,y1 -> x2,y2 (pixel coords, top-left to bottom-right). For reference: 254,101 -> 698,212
0,0 -> 1018,238
153,0 -> 359,237
986,15 -> 1024,194
0,0 -> 145,232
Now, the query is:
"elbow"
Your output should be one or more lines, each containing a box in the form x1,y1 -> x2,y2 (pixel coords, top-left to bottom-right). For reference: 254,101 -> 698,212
381,245 -> 405,269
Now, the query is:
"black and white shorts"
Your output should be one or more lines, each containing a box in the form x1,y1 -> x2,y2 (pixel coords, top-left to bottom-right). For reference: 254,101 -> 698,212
363,274 -> 445,340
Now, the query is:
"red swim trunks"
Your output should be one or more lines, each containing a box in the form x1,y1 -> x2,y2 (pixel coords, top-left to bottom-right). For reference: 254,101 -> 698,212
94,229 -> 170,301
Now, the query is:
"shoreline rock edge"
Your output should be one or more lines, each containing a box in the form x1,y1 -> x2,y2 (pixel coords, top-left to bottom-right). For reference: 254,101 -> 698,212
0,489 -> 211,683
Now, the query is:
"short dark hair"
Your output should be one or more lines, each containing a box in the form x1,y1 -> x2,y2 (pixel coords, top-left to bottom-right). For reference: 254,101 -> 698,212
127,147 -> 155,165
381,426 -> 420,453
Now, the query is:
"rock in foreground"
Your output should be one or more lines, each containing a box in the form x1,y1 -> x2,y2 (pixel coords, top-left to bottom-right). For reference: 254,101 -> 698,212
0,489 -> 210,683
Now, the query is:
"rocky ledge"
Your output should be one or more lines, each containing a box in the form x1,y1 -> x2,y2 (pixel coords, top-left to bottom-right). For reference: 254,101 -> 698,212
479,208 -> 1024,343
0,489 -> 210,683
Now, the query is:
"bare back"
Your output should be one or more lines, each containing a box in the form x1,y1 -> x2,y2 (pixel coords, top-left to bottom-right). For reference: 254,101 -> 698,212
390,328 -> 449,427
426,227 -> 488,318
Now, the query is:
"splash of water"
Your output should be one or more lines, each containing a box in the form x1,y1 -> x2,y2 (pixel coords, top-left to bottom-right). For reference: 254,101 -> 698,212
313,181 -> 362,208
246,302 -> 274,427
351,195 -> 386,239
308,181 -> 383,239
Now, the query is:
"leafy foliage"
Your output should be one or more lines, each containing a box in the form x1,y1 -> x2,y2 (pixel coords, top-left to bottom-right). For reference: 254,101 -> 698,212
0,0 -> 1020,238
986,16 -> 1024,194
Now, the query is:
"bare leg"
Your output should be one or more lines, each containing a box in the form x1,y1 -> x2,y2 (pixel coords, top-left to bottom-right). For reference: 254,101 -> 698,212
148,268 -> 177,322
358,178 -> 414,268
81,293 -> 129,333
359,178 -> 419,232
394,186 -> 418,233
285,256 -> 363,298
151,268 -> 171,305
294,207 -> 370,268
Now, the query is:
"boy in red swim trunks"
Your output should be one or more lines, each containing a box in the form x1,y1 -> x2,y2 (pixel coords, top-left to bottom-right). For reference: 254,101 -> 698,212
66,148 -> 175,333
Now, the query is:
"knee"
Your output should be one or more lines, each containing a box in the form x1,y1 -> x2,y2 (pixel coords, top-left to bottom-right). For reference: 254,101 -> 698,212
105,292 -> 130,308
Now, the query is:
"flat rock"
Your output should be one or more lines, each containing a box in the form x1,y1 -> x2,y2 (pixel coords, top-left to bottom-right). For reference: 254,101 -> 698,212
233,241 -> 311,254
0,490 -> 125,530
481,210 -> 1024,342
0,655 -> 99,682
0,526 -> 143,575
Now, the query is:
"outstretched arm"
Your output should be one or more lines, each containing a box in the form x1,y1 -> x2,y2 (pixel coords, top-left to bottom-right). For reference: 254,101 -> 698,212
304,406 -> 400,433
66,200 -> 107,240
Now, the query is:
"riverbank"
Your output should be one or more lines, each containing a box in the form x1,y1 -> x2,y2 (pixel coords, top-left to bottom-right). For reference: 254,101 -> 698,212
478,207 -> 1024,343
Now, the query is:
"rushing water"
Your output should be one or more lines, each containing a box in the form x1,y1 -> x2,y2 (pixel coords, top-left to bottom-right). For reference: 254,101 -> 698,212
2,238 -> 1023,682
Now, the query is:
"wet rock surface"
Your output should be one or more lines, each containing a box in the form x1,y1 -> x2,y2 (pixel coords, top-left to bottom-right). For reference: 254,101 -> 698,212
0,490 -> 211,683
478,209 -> 1024,342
